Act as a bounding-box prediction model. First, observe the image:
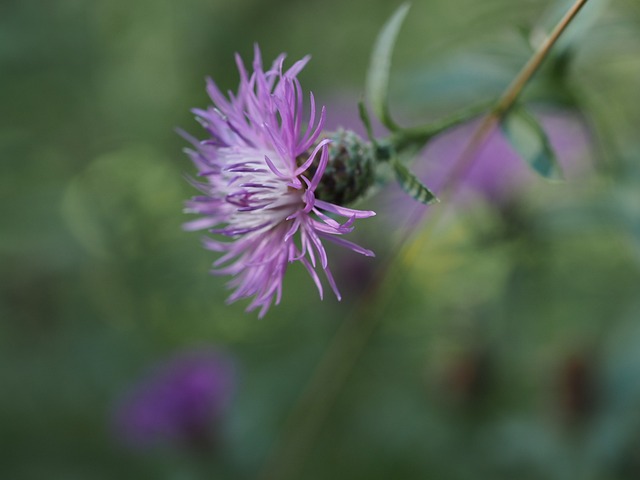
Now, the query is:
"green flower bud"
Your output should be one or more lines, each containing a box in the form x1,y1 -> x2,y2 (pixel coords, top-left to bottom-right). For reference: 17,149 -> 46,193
306,129 -> 377,206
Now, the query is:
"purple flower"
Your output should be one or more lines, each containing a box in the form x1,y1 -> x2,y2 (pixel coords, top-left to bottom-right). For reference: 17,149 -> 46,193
112,348 -> 235,450
182,47 -> 375,318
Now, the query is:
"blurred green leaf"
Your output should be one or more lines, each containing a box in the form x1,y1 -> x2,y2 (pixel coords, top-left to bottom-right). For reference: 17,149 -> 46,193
501,105 -> 563,180
60,144 -> 182,258
391,157 -> 438,205
365,3 -> 410,132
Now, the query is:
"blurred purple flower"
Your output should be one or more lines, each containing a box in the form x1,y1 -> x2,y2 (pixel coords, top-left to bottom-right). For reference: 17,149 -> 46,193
112,348 -> 235,451
419,111 -> 592,205
182,47 -> 375,318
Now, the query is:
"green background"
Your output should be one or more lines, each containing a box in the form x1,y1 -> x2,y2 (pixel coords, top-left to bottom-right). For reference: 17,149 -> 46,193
2,0 -> 640,478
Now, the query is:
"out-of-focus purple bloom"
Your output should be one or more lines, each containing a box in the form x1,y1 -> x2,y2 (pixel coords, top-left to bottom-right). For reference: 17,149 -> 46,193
112,348 -> 235,450
419,111 -> 592,205
182,47 -> 375,318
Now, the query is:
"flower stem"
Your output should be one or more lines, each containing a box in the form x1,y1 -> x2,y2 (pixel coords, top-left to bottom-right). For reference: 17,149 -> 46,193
439,0 -> 590,195
389,100 -> 494,153
258,2 -> 591,479
494,0 -> 590,118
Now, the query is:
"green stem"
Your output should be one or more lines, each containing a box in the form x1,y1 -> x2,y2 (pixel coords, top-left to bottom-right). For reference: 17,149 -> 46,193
438,0 -> 590,195
492,0 -> 590,119
386,0 -> 590,166
258,2 -> 592,479
389,100 -> 494,152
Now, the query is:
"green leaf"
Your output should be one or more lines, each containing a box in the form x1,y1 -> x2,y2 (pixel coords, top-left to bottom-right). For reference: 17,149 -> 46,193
501,105 -> 564,180
391,158 -> 438,205
365,3 -> 410,132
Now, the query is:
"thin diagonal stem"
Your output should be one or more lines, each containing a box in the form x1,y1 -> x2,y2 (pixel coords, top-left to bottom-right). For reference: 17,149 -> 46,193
439,0 -> 590,197
258,1 -> 590,479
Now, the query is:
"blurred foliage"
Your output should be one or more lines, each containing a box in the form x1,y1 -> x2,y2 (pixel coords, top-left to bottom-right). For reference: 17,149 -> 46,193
2,0 -> 640,479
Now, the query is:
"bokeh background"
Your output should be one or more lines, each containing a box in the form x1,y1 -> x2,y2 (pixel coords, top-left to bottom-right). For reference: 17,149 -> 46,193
3,0 -> 640,478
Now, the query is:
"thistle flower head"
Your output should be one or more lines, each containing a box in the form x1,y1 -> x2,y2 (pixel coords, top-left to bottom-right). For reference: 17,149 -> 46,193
311,129 -> 377,206
182,46 -> 375,317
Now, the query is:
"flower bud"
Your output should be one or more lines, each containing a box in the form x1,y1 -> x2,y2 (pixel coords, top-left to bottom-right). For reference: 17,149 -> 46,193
308,129 -> 376,206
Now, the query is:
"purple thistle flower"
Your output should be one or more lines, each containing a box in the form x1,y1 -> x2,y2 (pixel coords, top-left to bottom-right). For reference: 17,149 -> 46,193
112,348 -> 236,451
182,46 -> 375,318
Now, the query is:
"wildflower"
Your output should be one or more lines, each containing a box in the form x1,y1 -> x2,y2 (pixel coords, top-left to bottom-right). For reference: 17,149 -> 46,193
112,348 -> 236,451
182,46 -> 375,317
